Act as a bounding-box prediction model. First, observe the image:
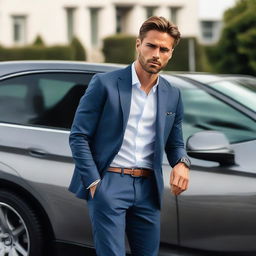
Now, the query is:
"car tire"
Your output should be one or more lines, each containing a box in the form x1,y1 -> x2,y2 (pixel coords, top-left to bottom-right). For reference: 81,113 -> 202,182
0,190 -> 44,256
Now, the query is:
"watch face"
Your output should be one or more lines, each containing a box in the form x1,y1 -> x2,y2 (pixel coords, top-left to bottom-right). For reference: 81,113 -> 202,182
181,157 -> 190,168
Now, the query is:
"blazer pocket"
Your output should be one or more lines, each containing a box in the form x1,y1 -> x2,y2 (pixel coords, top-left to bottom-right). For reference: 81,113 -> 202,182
164,112 -> 176,137
166,111 -> 176,117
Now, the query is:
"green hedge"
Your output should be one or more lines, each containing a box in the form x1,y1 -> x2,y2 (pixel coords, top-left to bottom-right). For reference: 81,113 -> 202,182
103,34 -> 136,64
70,37 -> 87,61
0,36 -> 87,61
0,45 -> 74,61
33,35 -> 45,46
165,37 -> 211,72
102,35 -> 210,71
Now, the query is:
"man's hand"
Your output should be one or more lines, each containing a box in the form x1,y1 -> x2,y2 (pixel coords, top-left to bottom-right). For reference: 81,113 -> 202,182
170,162 -> 190,195
90,184 -> 98,199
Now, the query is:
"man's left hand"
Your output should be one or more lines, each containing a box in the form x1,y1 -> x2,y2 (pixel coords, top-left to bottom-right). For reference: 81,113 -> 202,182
170,163 -> 190,195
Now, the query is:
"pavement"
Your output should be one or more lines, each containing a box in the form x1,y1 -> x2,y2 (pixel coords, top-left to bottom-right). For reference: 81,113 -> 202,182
55,242 -> 255,256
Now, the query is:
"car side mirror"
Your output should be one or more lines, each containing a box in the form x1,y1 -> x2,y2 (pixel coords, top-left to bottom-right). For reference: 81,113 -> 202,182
186,131 -> 235,166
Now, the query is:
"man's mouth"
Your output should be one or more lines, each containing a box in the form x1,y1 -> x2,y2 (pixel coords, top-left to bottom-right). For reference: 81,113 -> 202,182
148,61 -> 160,66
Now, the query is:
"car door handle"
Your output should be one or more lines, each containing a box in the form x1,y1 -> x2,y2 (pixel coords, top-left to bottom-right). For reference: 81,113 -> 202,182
28,148 -> 48,158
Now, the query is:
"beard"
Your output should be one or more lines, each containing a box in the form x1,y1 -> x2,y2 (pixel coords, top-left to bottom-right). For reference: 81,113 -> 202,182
138,53 -> 167,74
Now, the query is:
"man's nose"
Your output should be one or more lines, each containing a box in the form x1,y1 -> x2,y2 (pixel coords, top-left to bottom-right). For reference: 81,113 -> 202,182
152,48 -> 160,59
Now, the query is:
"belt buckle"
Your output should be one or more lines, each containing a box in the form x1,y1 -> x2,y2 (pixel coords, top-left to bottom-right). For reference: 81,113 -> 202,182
131,168 -> 142,177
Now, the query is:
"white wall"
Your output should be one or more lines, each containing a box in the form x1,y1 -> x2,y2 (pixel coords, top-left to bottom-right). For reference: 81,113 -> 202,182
199,0 -> 236,20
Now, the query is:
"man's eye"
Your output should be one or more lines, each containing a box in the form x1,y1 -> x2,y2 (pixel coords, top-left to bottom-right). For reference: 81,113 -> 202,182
161,48 -> 169,53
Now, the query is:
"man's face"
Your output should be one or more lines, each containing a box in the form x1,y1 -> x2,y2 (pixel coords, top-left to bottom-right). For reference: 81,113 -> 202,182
136,30 -> 175,74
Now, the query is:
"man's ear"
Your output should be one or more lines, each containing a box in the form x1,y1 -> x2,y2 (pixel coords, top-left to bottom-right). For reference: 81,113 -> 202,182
136,38 -> 141,49
168,48 -> 174,60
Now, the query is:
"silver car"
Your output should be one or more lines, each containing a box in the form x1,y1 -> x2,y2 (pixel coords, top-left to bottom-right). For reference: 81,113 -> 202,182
0,61 -> 255,256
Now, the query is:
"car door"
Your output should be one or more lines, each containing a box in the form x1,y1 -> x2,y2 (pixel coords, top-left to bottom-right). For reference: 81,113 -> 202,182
0,71 -> 96,247
173,80 -> 256,252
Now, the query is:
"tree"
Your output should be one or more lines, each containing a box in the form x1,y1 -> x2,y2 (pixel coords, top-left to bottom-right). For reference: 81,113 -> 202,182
208,0 -> 256,75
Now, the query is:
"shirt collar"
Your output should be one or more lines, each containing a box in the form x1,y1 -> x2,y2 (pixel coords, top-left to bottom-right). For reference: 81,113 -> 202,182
131,62 -> 159,93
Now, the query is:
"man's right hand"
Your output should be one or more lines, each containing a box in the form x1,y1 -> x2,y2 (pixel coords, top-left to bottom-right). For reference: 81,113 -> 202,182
90,184 -> 98,199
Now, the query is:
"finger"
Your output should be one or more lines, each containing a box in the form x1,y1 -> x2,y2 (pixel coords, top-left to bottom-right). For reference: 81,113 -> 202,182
178,177 -> 185,189
173,189 -> 182,196
171,186 -> 176,195
172,175 -> 181,187
173,189 -> 179,196
171,185 -> 181,195
182,179 -> 189,190
180,180 -> 187,191
170,184 -> 176,193
180,177 -> 189,190
175,182 -> 185,194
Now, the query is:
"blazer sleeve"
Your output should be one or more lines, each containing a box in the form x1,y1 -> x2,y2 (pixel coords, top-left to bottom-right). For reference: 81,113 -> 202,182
165,88 -> 188,167
69,74 -> 106,188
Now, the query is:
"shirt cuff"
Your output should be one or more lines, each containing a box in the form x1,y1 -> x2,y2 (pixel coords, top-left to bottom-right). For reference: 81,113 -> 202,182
86,179 -> 101,189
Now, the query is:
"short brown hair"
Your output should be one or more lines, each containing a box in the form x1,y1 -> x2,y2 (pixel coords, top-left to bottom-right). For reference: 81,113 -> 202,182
139,16 -> 181,48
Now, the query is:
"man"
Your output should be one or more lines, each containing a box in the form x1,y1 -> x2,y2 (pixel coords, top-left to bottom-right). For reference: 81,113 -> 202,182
69,16 -> 190,256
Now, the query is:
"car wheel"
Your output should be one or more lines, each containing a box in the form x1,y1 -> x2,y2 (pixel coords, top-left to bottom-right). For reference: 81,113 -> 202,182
0,190 -> 43,256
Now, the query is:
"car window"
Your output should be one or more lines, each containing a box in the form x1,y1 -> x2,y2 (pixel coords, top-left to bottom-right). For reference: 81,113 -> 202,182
162,75 -> 256,144
0,72 -> 93,129
0,84 -> 27,98
0,83 -> 29,124
181,87 -> 256,144
208,78 -> 256,112
39,78 -> 79,109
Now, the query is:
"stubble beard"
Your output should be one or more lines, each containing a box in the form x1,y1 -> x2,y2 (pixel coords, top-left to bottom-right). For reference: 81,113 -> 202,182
138,54 -> 166,74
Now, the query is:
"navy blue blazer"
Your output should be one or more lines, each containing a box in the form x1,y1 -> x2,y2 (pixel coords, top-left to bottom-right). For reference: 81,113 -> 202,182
69,65 -> 187,208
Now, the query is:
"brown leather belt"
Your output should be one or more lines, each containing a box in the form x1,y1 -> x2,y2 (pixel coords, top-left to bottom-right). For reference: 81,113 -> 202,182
108,167 -> 152,177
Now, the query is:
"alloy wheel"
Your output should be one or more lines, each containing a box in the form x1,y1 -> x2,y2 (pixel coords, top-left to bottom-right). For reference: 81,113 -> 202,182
0,203 -> 30,256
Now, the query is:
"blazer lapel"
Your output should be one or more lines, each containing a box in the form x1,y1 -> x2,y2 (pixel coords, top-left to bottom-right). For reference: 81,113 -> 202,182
117,65 -> 132,133
154,77 -> 169,167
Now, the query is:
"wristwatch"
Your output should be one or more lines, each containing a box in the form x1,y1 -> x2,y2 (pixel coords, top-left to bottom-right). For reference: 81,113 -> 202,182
178,157 -> 191,168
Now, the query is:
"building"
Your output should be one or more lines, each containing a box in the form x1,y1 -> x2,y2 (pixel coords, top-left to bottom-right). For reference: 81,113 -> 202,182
198,0 -> 236,44
0,0 -> 236,62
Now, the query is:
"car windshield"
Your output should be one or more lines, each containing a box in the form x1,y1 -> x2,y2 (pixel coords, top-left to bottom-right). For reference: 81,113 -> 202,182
208,78 -> 256,112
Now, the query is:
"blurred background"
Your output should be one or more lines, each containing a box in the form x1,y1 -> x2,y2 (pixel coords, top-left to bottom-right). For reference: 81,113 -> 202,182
0,0 -> 255,75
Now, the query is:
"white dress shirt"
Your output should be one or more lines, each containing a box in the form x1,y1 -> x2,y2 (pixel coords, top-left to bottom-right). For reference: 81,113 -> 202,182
111,63 -> 159,169
88,63 -> 159,188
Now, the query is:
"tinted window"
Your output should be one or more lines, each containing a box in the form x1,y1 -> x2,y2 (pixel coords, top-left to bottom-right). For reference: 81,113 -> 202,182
162,75 -> 256,144
0,72 -> 93,129
208,78 -> 256,112
181,87 -> 256,144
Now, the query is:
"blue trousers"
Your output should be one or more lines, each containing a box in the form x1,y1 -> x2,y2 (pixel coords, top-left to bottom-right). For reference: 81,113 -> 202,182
87,171 -> 160,256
